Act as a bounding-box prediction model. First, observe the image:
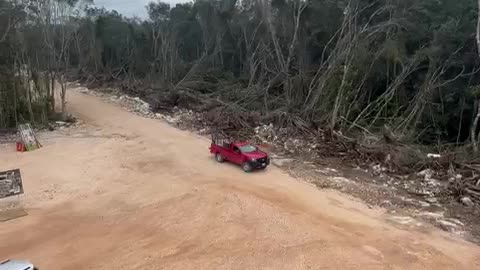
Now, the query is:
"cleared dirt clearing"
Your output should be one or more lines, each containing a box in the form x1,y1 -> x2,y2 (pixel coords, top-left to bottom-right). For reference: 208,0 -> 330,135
0,90 -> 479,269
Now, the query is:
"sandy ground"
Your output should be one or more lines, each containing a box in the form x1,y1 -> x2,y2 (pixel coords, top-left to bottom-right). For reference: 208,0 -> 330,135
1,90 -> 480,269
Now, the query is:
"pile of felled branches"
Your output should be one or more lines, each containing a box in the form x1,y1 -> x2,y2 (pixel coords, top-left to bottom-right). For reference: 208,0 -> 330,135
445,163 -> 480,204
202,110 -> 262,140
0,128 -> 17,144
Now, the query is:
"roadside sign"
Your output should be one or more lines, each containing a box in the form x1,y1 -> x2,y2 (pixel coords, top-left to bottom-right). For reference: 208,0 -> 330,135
18,124 -> 41,151
0,169 -> 24,199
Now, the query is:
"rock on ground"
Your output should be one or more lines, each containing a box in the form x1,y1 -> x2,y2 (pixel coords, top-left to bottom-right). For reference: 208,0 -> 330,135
460,196 -> 474,207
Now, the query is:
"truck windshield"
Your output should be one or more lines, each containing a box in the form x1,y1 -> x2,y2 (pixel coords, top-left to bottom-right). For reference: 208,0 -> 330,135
239,145 -> 257,153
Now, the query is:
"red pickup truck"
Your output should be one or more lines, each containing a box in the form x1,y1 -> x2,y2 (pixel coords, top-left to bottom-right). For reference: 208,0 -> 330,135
210,135 -> 270,172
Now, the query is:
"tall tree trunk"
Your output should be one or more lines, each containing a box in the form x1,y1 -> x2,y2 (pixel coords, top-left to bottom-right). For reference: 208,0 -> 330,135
26,76 -> 34,123
472,0 -> 480,152
477,0 -> 480,55
50,72 -> 55,111
472,101 -> 480,153
13,74 -> 18,126
331,63 -> 349,130
60,76 -> 66,114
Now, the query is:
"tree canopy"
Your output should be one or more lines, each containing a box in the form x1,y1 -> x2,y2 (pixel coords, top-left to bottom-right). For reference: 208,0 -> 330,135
2,0 -> 480,147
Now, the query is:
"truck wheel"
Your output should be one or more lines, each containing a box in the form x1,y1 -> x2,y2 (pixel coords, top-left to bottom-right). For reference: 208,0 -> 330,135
215,153 -> 224,163
242,162 -> 252,172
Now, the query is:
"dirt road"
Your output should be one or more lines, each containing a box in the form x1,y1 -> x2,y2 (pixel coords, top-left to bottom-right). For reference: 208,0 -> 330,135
1,90 -> 480,269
